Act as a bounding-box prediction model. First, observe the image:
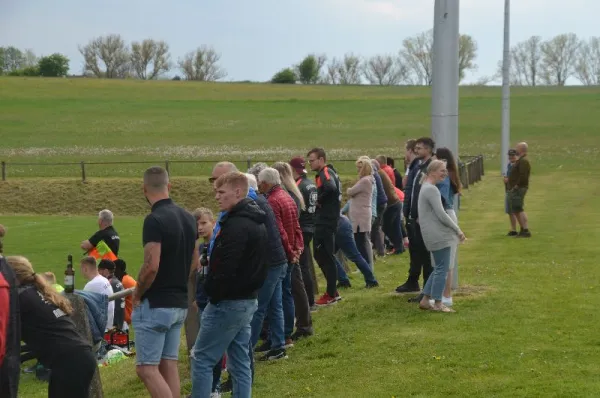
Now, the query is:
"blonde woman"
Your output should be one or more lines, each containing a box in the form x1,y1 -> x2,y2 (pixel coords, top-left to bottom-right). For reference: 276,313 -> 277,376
347,157 -> 375,270
6,256 -> 96,397
416,161 -> 466,313
272,161 -> 306,212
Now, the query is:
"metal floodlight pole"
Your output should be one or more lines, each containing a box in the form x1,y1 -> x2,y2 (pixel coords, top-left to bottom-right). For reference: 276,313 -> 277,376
501,0 -> 511,175
431,0 -> 460,289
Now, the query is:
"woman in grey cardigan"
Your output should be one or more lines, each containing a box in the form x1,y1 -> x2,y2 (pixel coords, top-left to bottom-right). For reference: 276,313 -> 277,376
417,160 -> 466,312
347,157 -> 374,267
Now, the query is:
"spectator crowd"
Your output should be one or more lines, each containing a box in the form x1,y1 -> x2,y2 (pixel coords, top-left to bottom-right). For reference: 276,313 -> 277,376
0,138 -> 532,398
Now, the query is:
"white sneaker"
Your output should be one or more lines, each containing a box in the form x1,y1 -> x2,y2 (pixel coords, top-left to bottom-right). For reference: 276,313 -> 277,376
442,296 -> 453,307
210,392 -> 221,398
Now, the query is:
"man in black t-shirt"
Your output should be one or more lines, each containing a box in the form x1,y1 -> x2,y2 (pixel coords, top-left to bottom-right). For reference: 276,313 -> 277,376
80,209 -> 120,256
98,259 -> 125,330
132,166 -> 198,398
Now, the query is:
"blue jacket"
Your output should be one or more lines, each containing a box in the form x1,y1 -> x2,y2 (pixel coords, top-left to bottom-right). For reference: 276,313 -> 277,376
436,176 -> 455,210
373,172 -> 387,207
74,290 -> 108,344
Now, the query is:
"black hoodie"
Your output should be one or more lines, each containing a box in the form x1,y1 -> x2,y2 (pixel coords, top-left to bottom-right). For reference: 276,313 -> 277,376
315,164 -> 342,229
205,198 -> 268,304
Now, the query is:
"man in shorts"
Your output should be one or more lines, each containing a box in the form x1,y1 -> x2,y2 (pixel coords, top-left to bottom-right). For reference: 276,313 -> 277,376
506,142 -> 532,238
132,166 -> 198,398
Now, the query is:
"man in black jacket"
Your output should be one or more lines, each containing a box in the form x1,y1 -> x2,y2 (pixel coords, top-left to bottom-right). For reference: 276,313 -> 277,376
191,171 -> 267,398
290,157 -> 318,309
396,137 -> 435,295
307,148 -> 342,306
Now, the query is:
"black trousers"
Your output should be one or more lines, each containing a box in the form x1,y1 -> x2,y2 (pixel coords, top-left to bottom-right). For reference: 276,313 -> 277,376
313,225 -> 338,297
299,232 -> 316,306
48,347 -> 97,398
406,219 -> 432,286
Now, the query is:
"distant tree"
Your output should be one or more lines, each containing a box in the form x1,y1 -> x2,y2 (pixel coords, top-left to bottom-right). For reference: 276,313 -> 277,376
337,53 -> 362,85
296,54 -> 326,84
178,46 -> 227,81
504,36 -> 543,86
0,48 -> 5,74
540,33 -> 580,86
172,75 -> 182,81
362,54 -> 408,85
130,39 -> 171,80
574,37 -> 600,86
1,46 -> 25,73
271,68 -> 297,84
8,65 -> 39,76
22,49 -> 38,68
401,30 -> 478,85
324,58 -> 341,84
38,53 -> 69,77
79,34 -> 131,78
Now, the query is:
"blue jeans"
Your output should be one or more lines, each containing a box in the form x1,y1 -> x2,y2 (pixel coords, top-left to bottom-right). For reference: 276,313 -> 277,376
250,263 -> 287,350
196,309 -> 223,393
281,263 -> 295,339
132,299 -> 187,365
422,246 -> 452,301
335,221 -> 378,285
191,299 -> 257,398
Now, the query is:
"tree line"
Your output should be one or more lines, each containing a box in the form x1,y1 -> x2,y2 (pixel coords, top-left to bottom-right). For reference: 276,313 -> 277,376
1,32 -> 598,86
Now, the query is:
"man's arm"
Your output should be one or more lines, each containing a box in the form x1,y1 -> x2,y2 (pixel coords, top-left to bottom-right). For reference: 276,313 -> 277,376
81,231 -> 101,251
517,160 -> 531,188
189,240 -> 200,283
80,240 -> 93,251
134,242 -> 161,301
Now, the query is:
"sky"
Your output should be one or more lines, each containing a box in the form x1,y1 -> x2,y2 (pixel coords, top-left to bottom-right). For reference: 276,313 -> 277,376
1,0 -> 599,84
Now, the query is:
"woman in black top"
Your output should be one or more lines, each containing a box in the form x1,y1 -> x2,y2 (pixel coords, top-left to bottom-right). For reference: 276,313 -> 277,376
6,255 -> 97,398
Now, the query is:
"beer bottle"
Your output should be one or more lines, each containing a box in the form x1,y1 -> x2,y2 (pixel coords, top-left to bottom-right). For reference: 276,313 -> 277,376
64,254 -> 75,293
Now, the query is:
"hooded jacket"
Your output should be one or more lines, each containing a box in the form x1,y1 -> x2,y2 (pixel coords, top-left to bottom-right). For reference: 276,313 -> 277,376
205,198 -> 268,304
315,164 -> 342,229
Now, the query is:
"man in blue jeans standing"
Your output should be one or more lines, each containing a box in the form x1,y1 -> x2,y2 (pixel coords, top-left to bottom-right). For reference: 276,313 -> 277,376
133,166 -> 198,398
191,171 -> 268,398
334,215 -> 379,288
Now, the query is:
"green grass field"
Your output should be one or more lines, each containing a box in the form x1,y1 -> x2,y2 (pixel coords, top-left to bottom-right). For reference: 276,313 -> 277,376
1,78 -> 600,397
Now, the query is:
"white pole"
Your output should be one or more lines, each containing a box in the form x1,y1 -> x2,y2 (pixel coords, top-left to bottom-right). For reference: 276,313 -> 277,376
501,0 -> 511,175
431,0 -> 460,289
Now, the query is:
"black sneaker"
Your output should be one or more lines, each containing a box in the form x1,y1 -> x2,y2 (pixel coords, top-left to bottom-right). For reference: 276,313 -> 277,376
517,230 -> 532,238
366,281 -> 379,288
337,281 -> 352,289
309,304 -> 319,312
408,293 -> 424,303
259,348 -> 288,361
507,231 -> 518,236
291,330 -> 313,342
254,341 -> 271,354
395,283 -> 420,294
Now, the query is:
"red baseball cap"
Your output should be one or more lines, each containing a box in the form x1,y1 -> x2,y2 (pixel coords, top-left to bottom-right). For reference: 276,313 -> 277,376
289,157 -> 307,174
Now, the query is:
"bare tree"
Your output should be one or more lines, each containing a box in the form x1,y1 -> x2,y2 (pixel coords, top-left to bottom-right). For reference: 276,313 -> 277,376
458,35 -> 478,81
540,33 -> 580,86
324,58 -> 341,84
362,54 -> 408,85
79,35 -> 131,78
574,37 -> 600,86
178,46 -> 227,81
401,30 -> 434,85
337,53 -> 362,85
22,49 -> 38,68
130,39 -> 171,80
510,36 -> 543,86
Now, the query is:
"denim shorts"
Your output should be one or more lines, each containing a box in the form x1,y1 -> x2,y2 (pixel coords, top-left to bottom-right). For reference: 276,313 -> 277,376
132,299 -> 188,365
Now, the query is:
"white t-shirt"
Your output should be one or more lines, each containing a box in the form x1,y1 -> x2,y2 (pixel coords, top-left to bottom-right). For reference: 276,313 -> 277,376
84,274 -> 115,330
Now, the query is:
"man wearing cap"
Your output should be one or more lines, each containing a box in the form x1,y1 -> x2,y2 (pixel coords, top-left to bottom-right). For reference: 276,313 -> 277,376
98,259 -> 125,330
504,149 -> 519,236
290,156 -> 318,309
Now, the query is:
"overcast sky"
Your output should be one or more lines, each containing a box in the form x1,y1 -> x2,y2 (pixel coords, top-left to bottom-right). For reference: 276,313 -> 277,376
1,0 -> 598,84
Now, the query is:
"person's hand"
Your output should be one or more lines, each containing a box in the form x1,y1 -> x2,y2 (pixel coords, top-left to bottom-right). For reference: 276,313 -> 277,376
458,232 -> 466,243
403,237 -> 409,248
132,294 -> 141,309
503,177 -> 508,184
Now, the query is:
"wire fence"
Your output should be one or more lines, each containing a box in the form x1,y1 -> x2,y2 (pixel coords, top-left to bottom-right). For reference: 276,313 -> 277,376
1,155 -> 484,187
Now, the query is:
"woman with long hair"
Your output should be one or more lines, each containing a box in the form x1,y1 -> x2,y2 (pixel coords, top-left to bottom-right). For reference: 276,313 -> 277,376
272,161 -> 306,211
433,148 -> 462,306
347,157 -> 375,272
416,160 -> 466,313
6,256 -> 96,398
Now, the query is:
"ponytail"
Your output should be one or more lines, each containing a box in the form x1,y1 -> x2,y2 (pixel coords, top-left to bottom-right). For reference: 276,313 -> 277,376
6,256 -> 73,315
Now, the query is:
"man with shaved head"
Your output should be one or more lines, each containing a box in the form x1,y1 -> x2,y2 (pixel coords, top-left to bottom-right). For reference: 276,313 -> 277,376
133,166 -> 199,398
507,142 -> 532,237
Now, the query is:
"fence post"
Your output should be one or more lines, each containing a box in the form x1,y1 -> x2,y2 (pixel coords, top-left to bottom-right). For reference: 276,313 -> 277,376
1,161 -> 5,181
246,157 -> 251,170
480,155 -> 485,176
80,161 -> 86,183
165,160 -> 170,175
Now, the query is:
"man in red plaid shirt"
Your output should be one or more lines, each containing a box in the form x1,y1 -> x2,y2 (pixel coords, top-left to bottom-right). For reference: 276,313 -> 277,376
257,168 -> 306,352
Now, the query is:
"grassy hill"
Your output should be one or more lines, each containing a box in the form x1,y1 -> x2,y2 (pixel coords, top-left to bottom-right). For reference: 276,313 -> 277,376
2,78 -> 600,397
